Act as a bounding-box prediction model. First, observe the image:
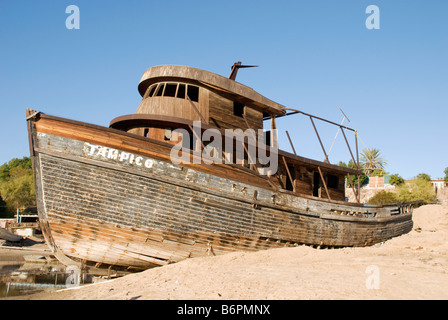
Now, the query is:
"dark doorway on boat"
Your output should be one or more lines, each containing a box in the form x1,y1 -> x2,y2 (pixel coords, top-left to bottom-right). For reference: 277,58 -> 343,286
313,172 -> 320,197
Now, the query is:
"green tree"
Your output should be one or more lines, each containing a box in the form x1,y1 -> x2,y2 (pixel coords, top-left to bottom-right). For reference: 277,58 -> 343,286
360,148 -> 387,176
359,148 -> 386,175
0,157 -> 35,215
389,173 -> 405,186
0,195 -> 9,217
396,178 -> 435,205
0,157 -> 32,181
416,173 -> 431,182
443,167 -> 448,183
338,160 -> 367,187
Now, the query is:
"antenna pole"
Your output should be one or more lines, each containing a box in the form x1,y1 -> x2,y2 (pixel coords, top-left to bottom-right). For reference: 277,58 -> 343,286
228,61 -> 259,80
229,62 -> 242,80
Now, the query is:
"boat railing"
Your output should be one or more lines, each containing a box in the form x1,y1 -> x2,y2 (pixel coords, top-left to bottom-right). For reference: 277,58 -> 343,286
364,200 -> 422,215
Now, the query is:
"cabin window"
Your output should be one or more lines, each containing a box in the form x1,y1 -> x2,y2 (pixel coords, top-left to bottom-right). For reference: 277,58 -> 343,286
177,84 -> 186,99
264,131 -> 271,146
233,102 -> 245,117
147,85 -> 157,98
145,82 -> 199,102
164,127 -> 172,141
327,174 -> 339,189
187,85 -> 199,102
155,83 -> 165,96
143,128 -> 149,138
164,84 -> 177,97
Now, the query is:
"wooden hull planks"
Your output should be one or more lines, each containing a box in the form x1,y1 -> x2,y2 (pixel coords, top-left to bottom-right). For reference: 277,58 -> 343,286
27,112 -> 414,269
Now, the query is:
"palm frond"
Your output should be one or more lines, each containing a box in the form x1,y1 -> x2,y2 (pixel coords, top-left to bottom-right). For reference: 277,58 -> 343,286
360,148 -> 387,175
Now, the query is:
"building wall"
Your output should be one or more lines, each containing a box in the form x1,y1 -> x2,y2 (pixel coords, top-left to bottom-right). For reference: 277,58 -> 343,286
430,180 -> 446,190
368,176 -> 385,189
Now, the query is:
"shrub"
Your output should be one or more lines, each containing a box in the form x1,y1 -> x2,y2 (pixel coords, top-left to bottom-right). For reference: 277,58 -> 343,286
367,178 -> 436,207
367,190 -> 398,205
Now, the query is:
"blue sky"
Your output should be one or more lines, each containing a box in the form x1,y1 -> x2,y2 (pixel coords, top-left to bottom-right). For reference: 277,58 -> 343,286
0,0 -> 447,179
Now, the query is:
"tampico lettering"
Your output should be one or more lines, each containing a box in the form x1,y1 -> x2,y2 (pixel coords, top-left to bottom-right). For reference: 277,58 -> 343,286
83,143 -> 154,168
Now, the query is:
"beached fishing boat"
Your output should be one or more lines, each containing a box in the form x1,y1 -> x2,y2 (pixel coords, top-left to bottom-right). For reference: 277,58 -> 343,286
27,63 -> 415,271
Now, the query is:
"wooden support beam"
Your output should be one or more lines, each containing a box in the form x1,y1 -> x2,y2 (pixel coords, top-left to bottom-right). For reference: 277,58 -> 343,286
285,130 -> 297,156
340,127 -> 357,169
317,167 -> 331,201
282,156 -> 295,192
188,124 -> 205,153
347,173 -> 360,203
242,114 -> 257,139
242,143 -> 254,167
186,95 -> 207,124
284,107 -> 356,132
237,113 -> 279,191
242,142 -> 279,191
241,114 -> 258,170
310,117 -> 329,163
355,130 -> 361,199
270,115 -> 278,149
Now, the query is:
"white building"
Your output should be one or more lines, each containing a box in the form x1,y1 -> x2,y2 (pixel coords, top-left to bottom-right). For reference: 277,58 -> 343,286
430,180 -> 446,190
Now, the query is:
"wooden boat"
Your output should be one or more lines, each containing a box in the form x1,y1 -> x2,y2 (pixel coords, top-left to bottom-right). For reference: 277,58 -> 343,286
26,63 -> 415,271
0,227 -> 23,242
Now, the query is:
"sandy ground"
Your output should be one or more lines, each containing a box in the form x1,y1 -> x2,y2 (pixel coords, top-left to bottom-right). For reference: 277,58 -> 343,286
6,204 -> 448,300
0,239 -> 52,263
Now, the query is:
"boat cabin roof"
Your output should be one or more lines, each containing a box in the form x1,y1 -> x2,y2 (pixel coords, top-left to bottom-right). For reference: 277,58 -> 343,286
138,65 -> 286,116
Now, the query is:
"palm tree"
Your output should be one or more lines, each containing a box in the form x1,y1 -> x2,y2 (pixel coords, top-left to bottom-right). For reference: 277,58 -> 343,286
360,148 -> 387,175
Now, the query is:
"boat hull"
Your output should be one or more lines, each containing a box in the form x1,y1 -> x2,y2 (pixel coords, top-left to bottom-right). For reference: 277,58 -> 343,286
28,113 -> 414,269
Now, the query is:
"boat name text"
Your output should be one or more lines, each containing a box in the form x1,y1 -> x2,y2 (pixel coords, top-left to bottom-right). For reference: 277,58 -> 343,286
83,143 -> 154,169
